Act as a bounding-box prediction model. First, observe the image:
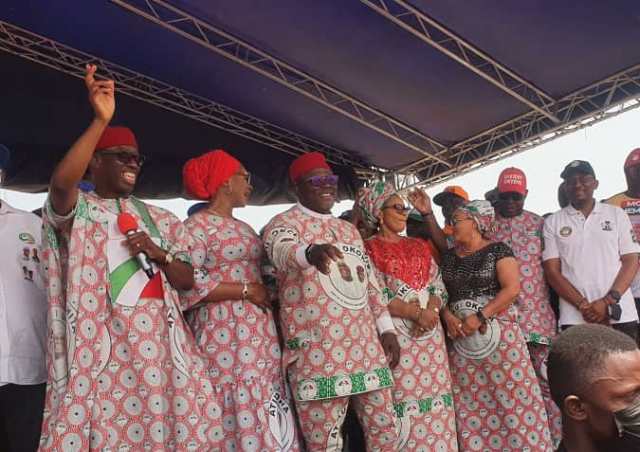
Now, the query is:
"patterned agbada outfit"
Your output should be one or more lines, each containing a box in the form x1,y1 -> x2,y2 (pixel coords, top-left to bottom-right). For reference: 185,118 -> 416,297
182,211 -> 300,451
441,242 -> 552,452
39,191 -> 222,451
263,203 -> 398,452
489,210 -> 561,444
366,236 -> 458,451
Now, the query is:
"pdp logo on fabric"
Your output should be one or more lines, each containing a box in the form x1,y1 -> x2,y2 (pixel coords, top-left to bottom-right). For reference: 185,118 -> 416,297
560,226 -> 572,237
19,232 -> 36,244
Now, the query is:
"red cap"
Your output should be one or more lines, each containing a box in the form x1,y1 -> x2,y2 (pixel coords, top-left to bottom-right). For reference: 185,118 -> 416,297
117,212 -> 138,234
289,152 -> 331,183
625,148 -> 640,170
497,167 -> 527,195
95,126 -> 138,151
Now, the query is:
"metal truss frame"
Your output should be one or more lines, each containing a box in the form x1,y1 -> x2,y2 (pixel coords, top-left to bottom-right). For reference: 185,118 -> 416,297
360,0 -> 559,122
0,20 -> 371,171
110,0 -> 451,167
400,63 -> 640,187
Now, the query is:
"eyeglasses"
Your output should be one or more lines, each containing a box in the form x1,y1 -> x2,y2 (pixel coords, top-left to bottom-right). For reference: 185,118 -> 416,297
301,174 -> 339,188
498,192 -> 524,202
382,203 -> 411,214
99,151 -> 146,166
451,216 -> 473,226
237,172 -> 252,185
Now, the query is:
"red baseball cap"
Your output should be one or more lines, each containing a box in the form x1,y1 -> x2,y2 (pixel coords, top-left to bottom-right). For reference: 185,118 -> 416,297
624,148 -> 640,170
497,167 -> 527,195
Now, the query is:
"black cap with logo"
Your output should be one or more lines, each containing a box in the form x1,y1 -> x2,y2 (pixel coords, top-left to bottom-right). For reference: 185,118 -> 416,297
560,160 -> 596,179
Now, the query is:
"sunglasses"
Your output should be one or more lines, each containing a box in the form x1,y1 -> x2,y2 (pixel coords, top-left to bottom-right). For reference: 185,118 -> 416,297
99,151 -> 146,166
301,174 -> 339,188
498,192 -> 524,201
382,203 -> 411,214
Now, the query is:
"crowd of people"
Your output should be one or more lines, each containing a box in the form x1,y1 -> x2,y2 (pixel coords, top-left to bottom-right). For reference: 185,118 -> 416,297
2,65 -> 640,452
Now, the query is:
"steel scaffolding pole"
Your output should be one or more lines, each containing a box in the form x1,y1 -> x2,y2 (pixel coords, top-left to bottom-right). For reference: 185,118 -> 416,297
360,0 -> 559,123
399,63 -> 640,187
110,0 -> 452,167
0,21 -> 369,170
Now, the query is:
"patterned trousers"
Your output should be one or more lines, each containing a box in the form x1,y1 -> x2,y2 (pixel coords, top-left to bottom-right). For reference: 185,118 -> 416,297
295,387 -> 398,452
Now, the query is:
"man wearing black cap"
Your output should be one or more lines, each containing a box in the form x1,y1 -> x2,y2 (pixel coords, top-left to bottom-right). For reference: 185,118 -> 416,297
543,160 -> 640,340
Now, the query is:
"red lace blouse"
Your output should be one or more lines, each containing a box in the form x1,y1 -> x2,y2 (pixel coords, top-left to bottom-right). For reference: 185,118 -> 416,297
365,236 -> 433,290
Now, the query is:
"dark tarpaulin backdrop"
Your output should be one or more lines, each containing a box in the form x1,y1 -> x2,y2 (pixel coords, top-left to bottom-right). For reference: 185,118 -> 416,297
1,0 -> 640,203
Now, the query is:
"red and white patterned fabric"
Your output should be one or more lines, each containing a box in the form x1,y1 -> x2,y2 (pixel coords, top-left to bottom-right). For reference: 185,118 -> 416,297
262,203 -> 398,449
366,236 -> 459,451
441,243 -> 552,452
489,211 -> 556,344
39,192 -> 222,451
489,210 -> 561,445
296,385 -> 397,452
183,211 -> 300,451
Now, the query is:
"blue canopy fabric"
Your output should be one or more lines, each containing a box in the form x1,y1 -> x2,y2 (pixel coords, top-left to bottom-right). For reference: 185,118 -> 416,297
1,0 -> 639,203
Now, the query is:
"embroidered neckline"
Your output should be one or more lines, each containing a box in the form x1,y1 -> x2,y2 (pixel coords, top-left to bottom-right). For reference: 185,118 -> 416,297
296,202 -> 334,219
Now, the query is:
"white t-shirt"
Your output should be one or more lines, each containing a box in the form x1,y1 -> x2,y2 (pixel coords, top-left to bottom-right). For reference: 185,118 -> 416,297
543,202 -> 640,326
0,201 -> 47,386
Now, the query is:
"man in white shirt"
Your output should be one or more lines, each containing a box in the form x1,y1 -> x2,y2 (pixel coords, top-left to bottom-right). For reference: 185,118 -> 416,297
0,144 -> 48,451
543,160 -> 640,341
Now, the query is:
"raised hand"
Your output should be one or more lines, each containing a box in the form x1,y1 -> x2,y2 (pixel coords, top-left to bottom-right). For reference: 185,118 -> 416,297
84,64 -> 115,123
407,189 -> 432,215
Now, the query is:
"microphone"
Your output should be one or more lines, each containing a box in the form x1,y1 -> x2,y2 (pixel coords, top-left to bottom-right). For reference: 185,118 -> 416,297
117,212 -> 154,279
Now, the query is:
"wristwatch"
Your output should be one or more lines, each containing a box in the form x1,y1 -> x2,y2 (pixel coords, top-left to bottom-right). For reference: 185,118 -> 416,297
607,290 -> 622,304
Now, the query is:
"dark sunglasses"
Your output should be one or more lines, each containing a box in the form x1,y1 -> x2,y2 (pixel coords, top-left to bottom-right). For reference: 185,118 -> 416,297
498,192 -> 524,202
99,151 -> 146,166
301,174 -> 339,188
382,203 -> 411,214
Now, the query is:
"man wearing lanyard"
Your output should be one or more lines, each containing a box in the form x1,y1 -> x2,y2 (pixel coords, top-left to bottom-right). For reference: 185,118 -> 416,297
0,145 -> 48,452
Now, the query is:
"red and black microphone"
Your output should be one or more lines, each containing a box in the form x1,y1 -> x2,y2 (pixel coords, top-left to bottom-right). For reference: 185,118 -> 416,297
117,212 -> 154,279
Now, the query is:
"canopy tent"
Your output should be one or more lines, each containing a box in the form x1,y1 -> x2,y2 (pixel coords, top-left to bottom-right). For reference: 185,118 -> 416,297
1,0 -> 640,203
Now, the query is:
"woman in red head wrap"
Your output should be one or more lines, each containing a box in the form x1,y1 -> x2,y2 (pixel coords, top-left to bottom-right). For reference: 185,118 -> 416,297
181,150 -> 301,451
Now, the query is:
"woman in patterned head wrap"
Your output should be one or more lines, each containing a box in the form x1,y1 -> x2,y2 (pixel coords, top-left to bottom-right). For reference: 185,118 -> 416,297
439,199 -> 553,451
358,180 -> 459,451
181,150 -> 301,451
